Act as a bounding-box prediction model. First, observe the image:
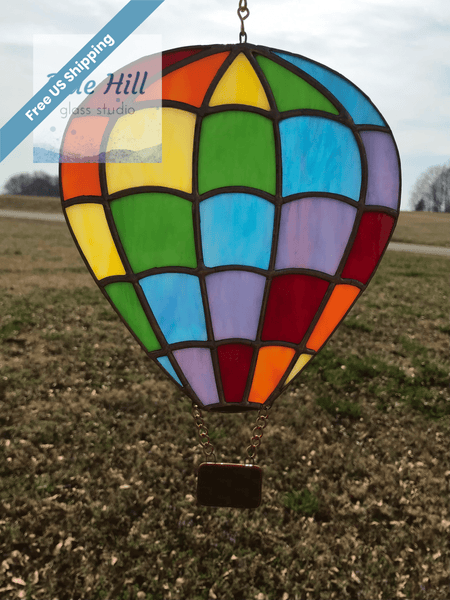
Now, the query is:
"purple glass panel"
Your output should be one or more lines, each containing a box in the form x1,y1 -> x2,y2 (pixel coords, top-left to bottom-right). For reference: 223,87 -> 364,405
275,198 -> 357,275
361,131 -> 400,210
205,271 -> 266,340
173,348 -> 219,406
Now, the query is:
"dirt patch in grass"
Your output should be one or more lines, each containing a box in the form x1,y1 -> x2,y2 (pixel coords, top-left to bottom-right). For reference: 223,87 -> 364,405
1,217 -> 449,600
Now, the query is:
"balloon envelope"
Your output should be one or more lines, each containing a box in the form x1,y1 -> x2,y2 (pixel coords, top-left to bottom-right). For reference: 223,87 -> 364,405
59,43 -> 401,412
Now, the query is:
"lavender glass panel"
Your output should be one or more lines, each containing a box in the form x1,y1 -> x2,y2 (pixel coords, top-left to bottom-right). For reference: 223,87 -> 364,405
275,198 -> 357,275
361,131 -> 400,210
173,348 -> 219,406
205,271 -> 266,340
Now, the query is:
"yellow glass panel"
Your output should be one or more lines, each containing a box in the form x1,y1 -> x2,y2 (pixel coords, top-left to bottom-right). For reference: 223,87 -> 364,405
107,108 -> 162,153
66,203 -> 126,280
106,108 -> 196,194
285,354 -> 313,385
209,53 -> 270,111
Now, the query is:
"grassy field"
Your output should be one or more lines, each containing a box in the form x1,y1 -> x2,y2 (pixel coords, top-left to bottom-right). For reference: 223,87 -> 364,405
0,214 -> 449,600
0,195 -> 62,215
392,211 -> 450,248
1,194 -> 449,247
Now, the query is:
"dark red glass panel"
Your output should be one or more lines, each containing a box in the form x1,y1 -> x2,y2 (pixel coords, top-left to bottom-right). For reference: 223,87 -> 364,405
261,274 -> 329,344
162,48 -> 204,70
217,343 -> 254,403
342,212 -> 395,284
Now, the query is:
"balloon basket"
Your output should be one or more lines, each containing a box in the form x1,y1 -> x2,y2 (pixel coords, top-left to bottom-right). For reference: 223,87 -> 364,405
197,462 -> 263,508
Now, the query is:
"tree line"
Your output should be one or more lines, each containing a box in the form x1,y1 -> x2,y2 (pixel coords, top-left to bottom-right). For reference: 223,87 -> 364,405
3,172 -> 59,197
410,162 -> 450,212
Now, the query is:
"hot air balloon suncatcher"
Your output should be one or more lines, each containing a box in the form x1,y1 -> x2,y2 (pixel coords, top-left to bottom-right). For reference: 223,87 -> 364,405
59,0 -> 401,508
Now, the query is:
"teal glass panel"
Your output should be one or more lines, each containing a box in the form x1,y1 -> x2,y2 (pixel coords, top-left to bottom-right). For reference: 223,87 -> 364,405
200,193 -> 275,268
274,52 -> 386,127
198,111 -> 276,195
139,273 -> 207,344
280,116 -> 361,200
157,356 -> 182,385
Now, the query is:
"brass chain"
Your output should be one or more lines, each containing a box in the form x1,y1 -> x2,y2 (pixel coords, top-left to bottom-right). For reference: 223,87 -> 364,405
192,402 -> 217,463
237,0 -> 250,43
191,400 -> 271,465
245,404 -> 270,465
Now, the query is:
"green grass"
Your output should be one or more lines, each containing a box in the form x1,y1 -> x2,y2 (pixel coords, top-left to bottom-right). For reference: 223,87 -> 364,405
283,488 -> 320,515
0,194 -> 62,213
0,217 -> 449,600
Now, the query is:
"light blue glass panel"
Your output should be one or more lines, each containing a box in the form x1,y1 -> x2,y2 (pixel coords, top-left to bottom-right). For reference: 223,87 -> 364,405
157,356 -> 182,385
140,274 -> 207,344
274,52 -> 386,127
200,193 -> 275,268
280,117 -> 361,200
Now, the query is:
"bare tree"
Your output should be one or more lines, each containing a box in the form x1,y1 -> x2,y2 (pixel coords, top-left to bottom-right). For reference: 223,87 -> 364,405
4,171 -> 59,197
410,162 -> 450,212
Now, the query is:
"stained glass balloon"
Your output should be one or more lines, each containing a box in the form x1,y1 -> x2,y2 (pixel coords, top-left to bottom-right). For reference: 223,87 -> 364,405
59,43 -> 401,414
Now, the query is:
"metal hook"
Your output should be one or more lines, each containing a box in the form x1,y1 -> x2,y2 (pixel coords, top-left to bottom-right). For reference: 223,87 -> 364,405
237,0 -> 250,43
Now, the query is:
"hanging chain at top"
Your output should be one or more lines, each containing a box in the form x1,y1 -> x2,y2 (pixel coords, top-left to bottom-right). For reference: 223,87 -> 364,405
237,0 -> 250,44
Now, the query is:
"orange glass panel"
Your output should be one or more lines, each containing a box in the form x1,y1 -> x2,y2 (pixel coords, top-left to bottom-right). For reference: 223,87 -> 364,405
248,346 -> 295,404
61,116 -> 109,162
61,162 -> 102,200
306,284 -> 360,351
137,52 -> 230,107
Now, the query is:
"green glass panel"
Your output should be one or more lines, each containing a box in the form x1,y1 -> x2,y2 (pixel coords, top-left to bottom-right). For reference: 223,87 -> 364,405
256,55 -> 339,115
105,282 -> 161,351
111,193 -> 197,272
198,111 -> 276,195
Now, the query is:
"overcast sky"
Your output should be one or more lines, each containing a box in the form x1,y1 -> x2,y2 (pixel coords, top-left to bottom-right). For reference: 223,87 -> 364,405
1,0 -> 449,210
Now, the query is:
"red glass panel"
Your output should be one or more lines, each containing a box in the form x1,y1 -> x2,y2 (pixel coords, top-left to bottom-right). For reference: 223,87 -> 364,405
139,52 -> 230,107
342,212 -> 395,284
60,162 -> 102,200
162,48 -> 204,70
217,343 -> 254,403
262,274 -> 329,344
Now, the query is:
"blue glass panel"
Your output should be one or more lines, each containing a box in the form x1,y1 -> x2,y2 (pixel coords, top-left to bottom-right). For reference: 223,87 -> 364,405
280,116 -> 361,200
274,52 -> 386,127
200,193 -> 275,268
157,356 -> 182,385
140,273 -> 207,344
